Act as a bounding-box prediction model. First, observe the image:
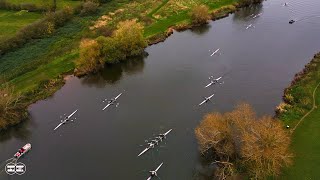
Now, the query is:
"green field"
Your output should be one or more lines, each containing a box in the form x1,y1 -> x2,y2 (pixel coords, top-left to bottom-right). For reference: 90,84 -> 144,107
7,0 -> 81,9
278,54 -> 320,178
0,9 -> 42,41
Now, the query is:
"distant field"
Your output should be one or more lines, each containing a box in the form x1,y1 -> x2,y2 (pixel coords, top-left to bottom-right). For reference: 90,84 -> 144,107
7,0 -> 81,9
0,9 -> 43,41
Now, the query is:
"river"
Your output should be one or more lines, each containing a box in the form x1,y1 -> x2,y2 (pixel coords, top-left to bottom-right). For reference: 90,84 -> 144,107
1,0 -> 320,179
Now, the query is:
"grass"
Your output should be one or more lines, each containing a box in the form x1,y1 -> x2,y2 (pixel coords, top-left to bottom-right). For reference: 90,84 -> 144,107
0,9 -> 43,41
7,0 -> 81,9
144,11 -> 190,37
11,52 -> 77,92
147,0 -> 170,19
278,53 -> 320,178
282,90 -> 320,179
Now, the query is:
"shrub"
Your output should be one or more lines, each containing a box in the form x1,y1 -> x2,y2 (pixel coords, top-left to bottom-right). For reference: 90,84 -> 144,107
195,103 -> 293,179
75,39 -> 104,75
276,102 -> 292,114
0,7 -> 74,55
190,5 -> 210,24
0,85 -> 28,129
97,36 -> 124,64
80,1 -> 99,16
284,93 -> 294,104
0,0 -> 44,12
75,19 -> 146,75
95,25 -> 114,37
113,19 -> 147,57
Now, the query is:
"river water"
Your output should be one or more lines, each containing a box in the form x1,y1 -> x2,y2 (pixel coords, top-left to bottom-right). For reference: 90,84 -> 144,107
1,0 -> 320,179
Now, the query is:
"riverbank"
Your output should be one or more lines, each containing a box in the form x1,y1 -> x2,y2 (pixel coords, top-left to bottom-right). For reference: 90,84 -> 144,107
277,53 -> 320,178
0,0 -> 263,130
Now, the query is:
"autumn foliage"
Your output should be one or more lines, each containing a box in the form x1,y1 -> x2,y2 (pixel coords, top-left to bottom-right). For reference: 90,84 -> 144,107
190,5 -> 210,24
195,103 -> 293,179
75,39 -> 104,75
75,19 -> 146,75
0,84 -> 27,129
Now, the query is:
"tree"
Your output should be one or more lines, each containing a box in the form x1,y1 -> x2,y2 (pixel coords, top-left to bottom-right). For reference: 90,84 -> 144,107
97,19 -> 147,63
75,39 -> 104,75
75,20 -> 146,75
195,103 -> 293,179
113,19 -> 147,57
0,84 -> 27,129
190,5 -> 210,24
80,1 -> 99,16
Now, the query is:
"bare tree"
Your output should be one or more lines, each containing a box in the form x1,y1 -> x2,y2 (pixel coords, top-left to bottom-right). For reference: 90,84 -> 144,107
195,103 -> 293,179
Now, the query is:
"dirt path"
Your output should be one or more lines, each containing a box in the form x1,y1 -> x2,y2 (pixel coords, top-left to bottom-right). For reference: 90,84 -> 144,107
291,82 -> 320,133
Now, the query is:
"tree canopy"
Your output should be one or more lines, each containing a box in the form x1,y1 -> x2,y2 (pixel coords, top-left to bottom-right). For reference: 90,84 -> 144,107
195,103 -> 293,179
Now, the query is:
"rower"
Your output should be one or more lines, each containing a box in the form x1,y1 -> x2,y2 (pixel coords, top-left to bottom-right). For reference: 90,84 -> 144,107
151,140 -> 159,145
289,20 -> 295,24
149,170 -> 157,177
155,136 -> 163,141
148,142 -> 155,148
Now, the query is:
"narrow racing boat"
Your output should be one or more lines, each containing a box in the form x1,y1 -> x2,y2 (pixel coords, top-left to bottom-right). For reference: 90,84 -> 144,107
13,143 -> 31,159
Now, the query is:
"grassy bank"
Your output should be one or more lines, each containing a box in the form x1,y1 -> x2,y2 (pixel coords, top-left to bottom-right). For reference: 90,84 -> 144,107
0,9 -> 43,41
7,0 -> 81,9
0,0 -> 243,129
277,53 -> 320,178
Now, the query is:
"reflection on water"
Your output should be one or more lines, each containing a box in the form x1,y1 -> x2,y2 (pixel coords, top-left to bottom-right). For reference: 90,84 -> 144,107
81,54 -> 146,87
233,4 -> 263,22
190,24 -> 211,36
0,119 -> 31,142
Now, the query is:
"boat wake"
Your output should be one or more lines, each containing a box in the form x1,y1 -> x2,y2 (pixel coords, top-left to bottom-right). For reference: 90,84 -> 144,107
0,158 -> 15,175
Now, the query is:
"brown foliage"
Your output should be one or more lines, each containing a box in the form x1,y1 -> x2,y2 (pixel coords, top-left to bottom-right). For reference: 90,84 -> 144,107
0,85 -> 27,129
113,19 -> 147,57
241,116 -> 293,178
195,103 -> 293,179
190,5 -> 210,24
75,39 -> 104,75
80,1 -> 99,16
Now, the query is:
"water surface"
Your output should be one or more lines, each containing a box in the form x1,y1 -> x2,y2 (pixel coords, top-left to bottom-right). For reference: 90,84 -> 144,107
1,0 -> 320,179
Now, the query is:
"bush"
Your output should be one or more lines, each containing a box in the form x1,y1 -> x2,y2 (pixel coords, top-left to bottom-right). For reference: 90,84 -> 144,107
74,20 -> 146,75
114,19 -> 147,56
0,85 -> 28,129
75,39 -> 104,75
80,1 -> 99,16
97,36 -> 124,64
195,103 -> 293,179
75,39 -> 103,74
0,7 -> 74,55
98,19 -> 147,63
190,5 -> 210,24
0,0 -> 44,12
